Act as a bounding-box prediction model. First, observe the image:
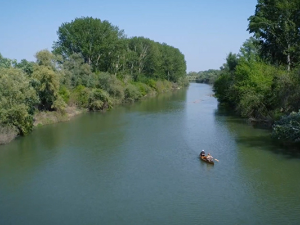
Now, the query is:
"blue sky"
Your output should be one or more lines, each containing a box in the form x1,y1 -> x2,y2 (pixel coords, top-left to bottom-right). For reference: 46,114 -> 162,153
0,0 -> 257,72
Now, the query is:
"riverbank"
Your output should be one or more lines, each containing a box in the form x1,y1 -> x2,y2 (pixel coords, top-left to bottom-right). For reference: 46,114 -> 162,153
0,107 -> 86,145
33,106 -> 87,127
33,85 -> 184,127
0,84 -> 186,145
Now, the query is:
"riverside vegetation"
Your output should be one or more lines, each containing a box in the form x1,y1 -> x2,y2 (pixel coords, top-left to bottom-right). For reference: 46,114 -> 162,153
191,0 -> 300,147
0,17 -> 188,145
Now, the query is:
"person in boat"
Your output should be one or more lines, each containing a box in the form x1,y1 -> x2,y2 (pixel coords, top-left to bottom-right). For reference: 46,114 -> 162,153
206,153 -> 213,162
200,150 -> 205,157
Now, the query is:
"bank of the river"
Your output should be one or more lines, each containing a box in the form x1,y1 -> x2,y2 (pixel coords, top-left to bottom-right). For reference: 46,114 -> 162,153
32,86 -> 183,127
0,85 -> 184,146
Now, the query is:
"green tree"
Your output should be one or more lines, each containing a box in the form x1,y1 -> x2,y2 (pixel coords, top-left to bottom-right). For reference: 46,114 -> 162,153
32,50 -> 61,111
14,59 -> 35,76
248,0 -> 300,70
159,43 -> 186,82
62,53 -> 93,88
0,53 -> 16,68
214,52 -> 239,105
233,60 -> 279,119
0,68 -> 38,135
238,37 -> 260,62
126,37 -> 152,80
53,17 -> 125,72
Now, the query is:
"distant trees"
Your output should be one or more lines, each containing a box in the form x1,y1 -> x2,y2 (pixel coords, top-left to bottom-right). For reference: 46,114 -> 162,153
187,69 -> 221,84
53,17 -> 186,83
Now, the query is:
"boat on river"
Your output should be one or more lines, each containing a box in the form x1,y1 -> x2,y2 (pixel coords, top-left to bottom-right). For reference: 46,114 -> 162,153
200,156 -> 214,164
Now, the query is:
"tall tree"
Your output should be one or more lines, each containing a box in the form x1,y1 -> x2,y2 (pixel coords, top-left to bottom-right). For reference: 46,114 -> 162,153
126,37 -> 152,80
53,17 -> 125,72
248,0 -> 300,70
238,37 -> 260,62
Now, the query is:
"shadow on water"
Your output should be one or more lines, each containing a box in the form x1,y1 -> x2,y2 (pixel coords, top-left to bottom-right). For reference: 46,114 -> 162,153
235,135 -> 300,158
215,103 -> 300,159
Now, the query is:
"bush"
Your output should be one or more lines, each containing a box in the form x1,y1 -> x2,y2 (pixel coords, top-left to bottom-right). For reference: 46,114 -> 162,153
155,80 -> 167,93
163,80 -> 172,89
124,83 -> 142,102
69,85 -> 90,108
0,68 -> 38,135
146,79 -> 156,89
272,111 -> 300,143
135,82 -> 152,96
88,89 -> 112,111
52,95 -> 67,113
59,85 -> 70,103
96,72 -> 125,100
177,76 -> 189,87
32,65 -> 60,110
0,125 -> 18,145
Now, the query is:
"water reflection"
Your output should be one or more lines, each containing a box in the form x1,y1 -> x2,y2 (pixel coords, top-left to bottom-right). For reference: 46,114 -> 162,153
130,89 -> 187,115
214,103 -> 300,224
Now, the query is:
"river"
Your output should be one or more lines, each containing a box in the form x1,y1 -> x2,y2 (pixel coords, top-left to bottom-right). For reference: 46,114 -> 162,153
0,83 -> 300,225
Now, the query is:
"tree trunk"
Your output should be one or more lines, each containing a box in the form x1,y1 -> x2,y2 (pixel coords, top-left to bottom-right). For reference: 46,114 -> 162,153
287,52 -> 290,71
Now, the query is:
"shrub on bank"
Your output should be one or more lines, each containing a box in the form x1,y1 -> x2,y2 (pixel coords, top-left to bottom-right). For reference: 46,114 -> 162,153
0,125 -> 18,145
124,83 -> 142,102
0,68 -> 38,135
69,85 -> 90,108
88,89 -> 112,111
272,111 -> 300,144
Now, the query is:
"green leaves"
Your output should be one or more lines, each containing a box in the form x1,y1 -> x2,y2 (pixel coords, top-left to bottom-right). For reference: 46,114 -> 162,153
32,50 -> 61,111
273,111 -> 300,143
53,17 -> 124,72
214,42 -> 285,120
0,53 -> 16,69
0,68 -> 38,135
248,0 -> 300,69
88,89 -> 112,111
53,17 -> 187,82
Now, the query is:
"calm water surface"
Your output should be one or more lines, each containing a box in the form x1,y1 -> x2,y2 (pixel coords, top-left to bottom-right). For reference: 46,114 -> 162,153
1,83 -> 300,225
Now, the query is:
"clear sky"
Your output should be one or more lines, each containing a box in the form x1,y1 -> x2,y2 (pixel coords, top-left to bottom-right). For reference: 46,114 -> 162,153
0,0 -> 258,72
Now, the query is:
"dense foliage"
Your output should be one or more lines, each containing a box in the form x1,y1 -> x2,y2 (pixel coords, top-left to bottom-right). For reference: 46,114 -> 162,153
248,0 -> 300,70
187,69 -> 221,84
0,17 -> 188,144
213,0 -> 300,145
273,111 -> 300,144
0,68 -> 38,135
53,17 -> 186,83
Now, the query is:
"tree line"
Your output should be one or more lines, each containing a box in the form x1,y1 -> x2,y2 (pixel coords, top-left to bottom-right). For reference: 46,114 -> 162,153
0,17 -> 188,144
187,70 -> 221,84
213,0 -> 300,145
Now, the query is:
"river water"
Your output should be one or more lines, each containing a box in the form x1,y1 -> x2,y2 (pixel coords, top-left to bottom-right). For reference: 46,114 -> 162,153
0,83 -> 300,225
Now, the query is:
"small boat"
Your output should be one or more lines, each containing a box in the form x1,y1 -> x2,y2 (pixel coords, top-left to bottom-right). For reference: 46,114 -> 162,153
200,156 -> 214,164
